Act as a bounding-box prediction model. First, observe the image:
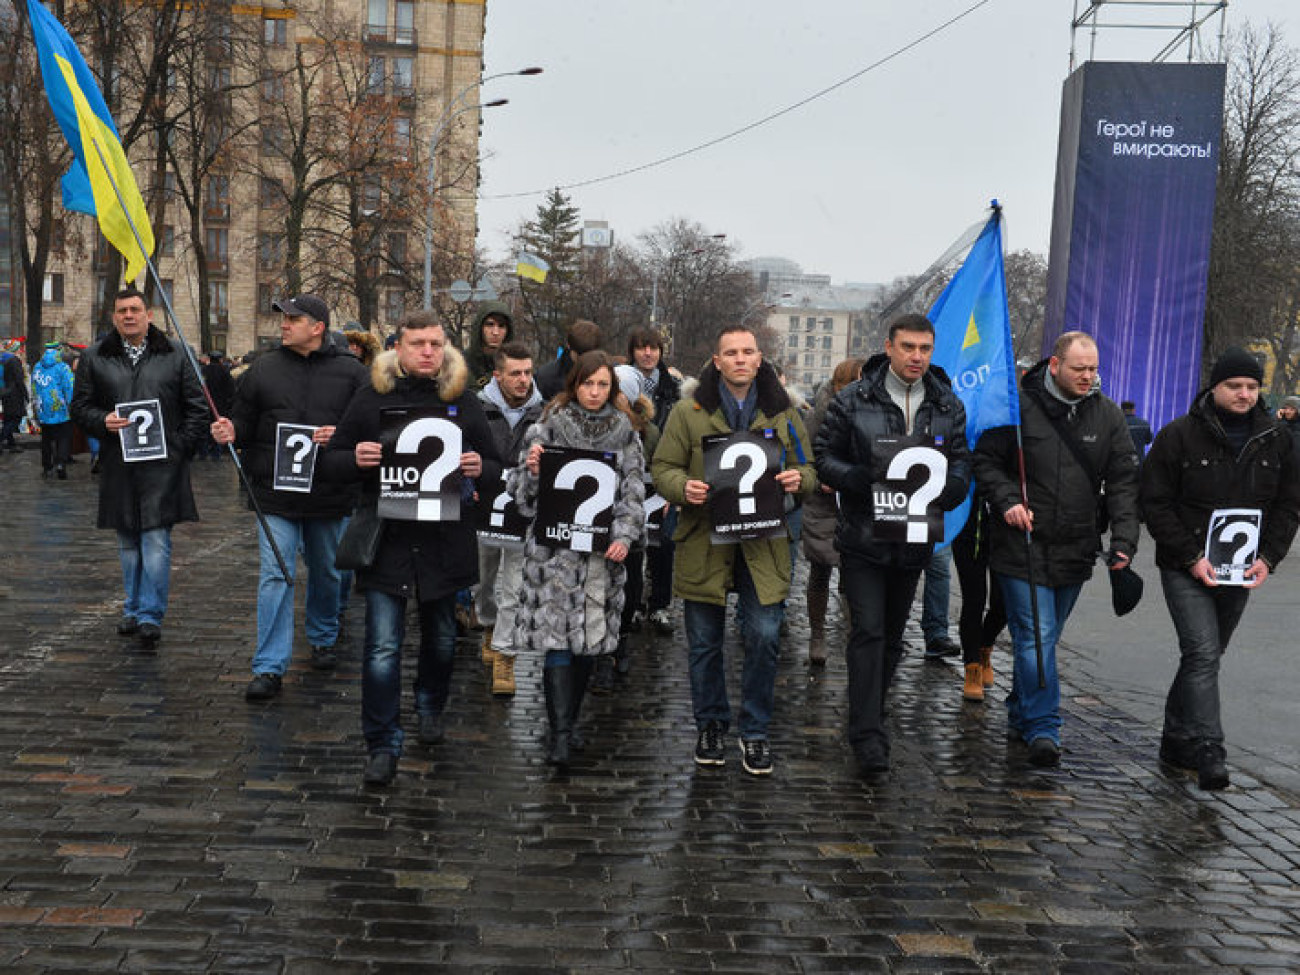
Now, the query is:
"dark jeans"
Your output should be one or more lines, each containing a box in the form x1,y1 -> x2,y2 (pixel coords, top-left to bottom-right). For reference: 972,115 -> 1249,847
361,590 -> 456,757
839,557 -> 922,757
39,421 -> 72,471
1160,567 -> 1251,754
647,506 -> 677,612
1,414 -> 23,448
682,554 -> 782,739
951,527 -> 1006,666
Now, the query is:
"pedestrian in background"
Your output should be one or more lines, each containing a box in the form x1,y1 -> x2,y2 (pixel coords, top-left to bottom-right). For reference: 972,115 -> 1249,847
31,342 -> 74,479
1141,348 -> 1300,790
508,350 -> 646,767
1122,400 -> 1154,464
0,345 -> 29,452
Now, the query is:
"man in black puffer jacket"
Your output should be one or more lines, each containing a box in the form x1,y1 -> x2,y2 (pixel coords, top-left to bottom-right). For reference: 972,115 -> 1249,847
211,295 -> 368,700
71,287 -> 209,650
814,313 -> 970,778
974,331 -> 1139,768
1141,347 -> 1300,791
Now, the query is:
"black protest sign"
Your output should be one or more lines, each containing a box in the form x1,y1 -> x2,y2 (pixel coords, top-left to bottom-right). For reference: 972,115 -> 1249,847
378,406 -> 464,521
1205,507 -> 1262,586
273,423 -> 319,493
702,429 -> 785,543
477,483 -> 530,546
534,446 -> 618,553
870,436 -> 949,544
116,398 -> 167,463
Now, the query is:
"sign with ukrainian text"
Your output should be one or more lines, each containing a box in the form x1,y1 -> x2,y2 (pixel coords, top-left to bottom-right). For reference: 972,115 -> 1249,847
870,436 -> 948,544
702,429 -> 784,543
534,446 -> 617,553
378,406 -> 463,521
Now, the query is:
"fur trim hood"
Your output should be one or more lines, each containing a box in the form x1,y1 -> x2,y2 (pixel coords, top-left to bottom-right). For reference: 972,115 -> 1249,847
370,345 -> 469,401
691,359 -> 790,417
96,325 -> 174,358
343,329 -> 382,366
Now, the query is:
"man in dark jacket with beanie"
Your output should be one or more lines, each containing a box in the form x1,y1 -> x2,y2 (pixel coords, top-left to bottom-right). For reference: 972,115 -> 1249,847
70,287 -> 209,650
974,331 -> 1139,767
814,314 -> 970,778
1141,347 -> 1300,790
211,294 -> 368,699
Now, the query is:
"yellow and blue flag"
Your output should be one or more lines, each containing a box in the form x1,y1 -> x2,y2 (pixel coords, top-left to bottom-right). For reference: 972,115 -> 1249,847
515,251 -> 549,284
929,206 -> 1019,545
27,0 -> 154,282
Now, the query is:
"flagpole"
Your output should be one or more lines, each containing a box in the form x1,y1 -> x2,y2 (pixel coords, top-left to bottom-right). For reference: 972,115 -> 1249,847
86,136 -> 293,583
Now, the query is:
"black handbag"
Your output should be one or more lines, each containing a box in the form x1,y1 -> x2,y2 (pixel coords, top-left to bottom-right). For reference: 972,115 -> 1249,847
335,504 -> 384,571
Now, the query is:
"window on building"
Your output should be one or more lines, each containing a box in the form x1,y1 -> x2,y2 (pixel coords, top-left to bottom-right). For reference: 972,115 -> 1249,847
805,334 -> 816,348
388,232 -> 407,266
367,0 -> 387,28
384,289 -> 405,324
391,57 -> 414,94
261,72 -> 284,103
163,170 -> 178,199
261,122 -> 288,155
205,227 -> 229,271
822,317 -> 834,332
367,56 -> 386,95
263,17 -> 286,46
204,175 -> 230,221
803,352 -> 814,367
362,175 -> 382,215
821,336 -> 832,350
159,225 -> 175,258
822,354 -> 832,368
789,315 -> 799,332
209,280 -> 229,323
806,316 -> 816,331
787,334 -> 798,348
260,177 -> 282,209
257,233 -> 284,272
392,116 -> 412,158
159,279 -> 174,307
257,283 -> 275,314
51,219 -> 65,255
42,273 -> 64,304
395,1 -> 415,42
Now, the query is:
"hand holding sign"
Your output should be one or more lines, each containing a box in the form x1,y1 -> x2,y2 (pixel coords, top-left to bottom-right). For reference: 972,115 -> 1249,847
1205,508 -> 1263,587
115,398 -> 167,463
274,423 -> 320,493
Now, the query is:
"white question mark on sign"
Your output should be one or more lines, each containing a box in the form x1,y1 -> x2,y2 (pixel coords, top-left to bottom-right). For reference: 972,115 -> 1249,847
284,433 -> 313,474
554,458 -> 617,552
719,441 -> 768,515
396,417 -> 462,520
1219,519 -> 1259,566
490,488 -> 512,527
885,446 -> 949,543
128,408 -> 154,445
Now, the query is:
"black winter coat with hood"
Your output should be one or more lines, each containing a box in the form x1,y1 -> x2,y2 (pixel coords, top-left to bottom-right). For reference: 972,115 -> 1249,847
319,345 -> 502,601
813,353 -> 970,570
1140,390 -> 1300,572
228,335 -> 368,519
71,326 -> 209,532
465,301 -> 514,390
974,358 -> 1139,588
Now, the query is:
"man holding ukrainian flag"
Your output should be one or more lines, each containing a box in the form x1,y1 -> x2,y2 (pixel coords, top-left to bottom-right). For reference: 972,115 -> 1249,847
26,0 -> 153,282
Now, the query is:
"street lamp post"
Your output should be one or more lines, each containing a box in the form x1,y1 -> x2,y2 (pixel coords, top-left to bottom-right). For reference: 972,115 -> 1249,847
422,67 -> 542,311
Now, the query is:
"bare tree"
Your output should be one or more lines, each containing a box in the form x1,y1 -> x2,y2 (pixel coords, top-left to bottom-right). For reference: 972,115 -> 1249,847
1205,24 -> 1300,392
1004,249 -> 1049,362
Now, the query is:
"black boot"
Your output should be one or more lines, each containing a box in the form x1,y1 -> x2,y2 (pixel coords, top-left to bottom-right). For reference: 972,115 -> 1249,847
544,663 -> 574,767
590,653 -> 615,695
568,656 -> 594,752
614,635 -> 632,676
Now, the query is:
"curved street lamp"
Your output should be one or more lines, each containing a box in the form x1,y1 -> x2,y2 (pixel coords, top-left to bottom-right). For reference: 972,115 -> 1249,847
422,67 -> 543,310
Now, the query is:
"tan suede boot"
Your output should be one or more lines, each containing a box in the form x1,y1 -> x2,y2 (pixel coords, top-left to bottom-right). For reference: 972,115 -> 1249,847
491,652 -> 516,697
480,626 -> 495,665
979,646 -> 994,688
963,663 -> 985,702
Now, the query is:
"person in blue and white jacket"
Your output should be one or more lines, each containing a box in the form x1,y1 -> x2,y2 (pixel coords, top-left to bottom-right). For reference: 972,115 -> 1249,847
32,343 -> 75,479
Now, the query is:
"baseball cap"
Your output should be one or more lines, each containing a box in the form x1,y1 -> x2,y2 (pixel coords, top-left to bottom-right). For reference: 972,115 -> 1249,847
272,294 -> 330,326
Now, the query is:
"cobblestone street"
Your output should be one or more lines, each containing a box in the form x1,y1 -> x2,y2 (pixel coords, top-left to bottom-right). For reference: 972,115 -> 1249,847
2,447 -> 1298,972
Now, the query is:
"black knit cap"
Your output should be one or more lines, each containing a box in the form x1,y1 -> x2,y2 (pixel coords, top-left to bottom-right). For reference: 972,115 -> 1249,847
1209,347 -> 1262,387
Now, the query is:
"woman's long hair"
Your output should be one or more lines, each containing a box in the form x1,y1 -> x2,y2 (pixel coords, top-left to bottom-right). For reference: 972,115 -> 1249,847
832,357 -> 866,395
546,350 -> 636,425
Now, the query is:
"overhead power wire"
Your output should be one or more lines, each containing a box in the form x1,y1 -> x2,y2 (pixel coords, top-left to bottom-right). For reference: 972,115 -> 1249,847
483,0 -> 997,200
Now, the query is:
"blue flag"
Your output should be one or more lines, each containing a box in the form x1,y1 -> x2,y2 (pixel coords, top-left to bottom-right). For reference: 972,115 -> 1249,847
928,207 -> 1019,547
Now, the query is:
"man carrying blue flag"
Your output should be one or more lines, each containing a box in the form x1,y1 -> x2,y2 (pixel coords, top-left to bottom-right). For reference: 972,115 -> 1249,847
814,313 -> 970,779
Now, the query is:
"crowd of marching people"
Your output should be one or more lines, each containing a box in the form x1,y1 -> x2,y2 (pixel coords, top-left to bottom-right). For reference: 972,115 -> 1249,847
5,287 -> 1298,793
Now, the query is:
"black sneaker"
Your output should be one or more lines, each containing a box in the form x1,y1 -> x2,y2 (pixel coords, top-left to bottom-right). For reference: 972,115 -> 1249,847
739,738 -> 773,776
245,673 -> 282,701
309,645 -> 338,671
853,746 -> 890,778
1196,743 -> 1230,791
137,623 -> 161,653
924,636 -> 961,660
1159,738 -> 1195,772
363,752 -> 398,787
117,616 -> 140,636
694,721 -> 726,767
1028,737 -> 1060,767
417,713 -> 444,746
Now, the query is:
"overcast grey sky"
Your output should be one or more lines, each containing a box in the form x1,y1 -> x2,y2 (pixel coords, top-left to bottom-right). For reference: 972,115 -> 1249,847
475,1 -> 1298,286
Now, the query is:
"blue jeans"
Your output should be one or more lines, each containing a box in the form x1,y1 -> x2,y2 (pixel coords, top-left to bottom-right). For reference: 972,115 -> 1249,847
996,573 -> 1083,746
362,591 -> 456,756
117,528 -> 173,627
921,547 -> 952,644
251,515 -> 344,676
1160,568 -> 1250,753
683,554 -> 782,739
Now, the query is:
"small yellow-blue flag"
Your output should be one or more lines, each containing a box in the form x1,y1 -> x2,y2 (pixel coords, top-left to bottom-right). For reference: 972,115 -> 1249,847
27,0 -> 154,282
516,251 -> 549,284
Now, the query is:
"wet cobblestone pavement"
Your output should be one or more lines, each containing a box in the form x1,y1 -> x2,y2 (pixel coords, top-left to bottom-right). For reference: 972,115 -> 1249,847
2,446 -> 1299,973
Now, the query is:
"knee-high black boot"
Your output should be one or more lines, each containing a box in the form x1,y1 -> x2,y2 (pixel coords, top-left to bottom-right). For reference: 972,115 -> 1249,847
544,662 -> 574,767
568,655 -> 594,751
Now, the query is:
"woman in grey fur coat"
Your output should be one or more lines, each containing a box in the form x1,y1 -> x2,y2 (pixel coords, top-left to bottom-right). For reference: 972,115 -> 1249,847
507,351 -> 646,766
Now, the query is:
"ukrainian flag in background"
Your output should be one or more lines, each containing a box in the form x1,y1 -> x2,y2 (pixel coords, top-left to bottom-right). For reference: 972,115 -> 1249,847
515,251 -> 550,284
27,0 -> 153,282
928,206 -> 1019,546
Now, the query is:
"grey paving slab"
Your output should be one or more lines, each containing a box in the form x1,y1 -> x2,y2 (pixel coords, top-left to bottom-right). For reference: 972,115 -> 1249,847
0,447 -> 1298,972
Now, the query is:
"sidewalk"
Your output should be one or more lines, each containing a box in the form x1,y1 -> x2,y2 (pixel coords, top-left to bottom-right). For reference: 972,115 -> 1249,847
1,452 -> 1298,973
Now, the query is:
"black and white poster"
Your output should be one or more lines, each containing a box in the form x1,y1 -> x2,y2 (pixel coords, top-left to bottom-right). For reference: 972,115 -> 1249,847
870,436 -> 949,544
115,398 -> 167,463
378,406 -> 463,522
273,423 -> 319,493
1205,507 -> 1262,586
702,429 -> 785,543
477,484 -> 530,547
534,445 -> 618,553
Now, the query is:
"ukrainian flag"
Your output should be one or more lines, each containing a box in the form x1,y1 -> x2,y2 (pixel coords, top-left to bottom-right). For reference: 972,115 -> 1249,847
516,251 -> 549,284
27,0 -> 154,282
929,205 -> 1019,545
